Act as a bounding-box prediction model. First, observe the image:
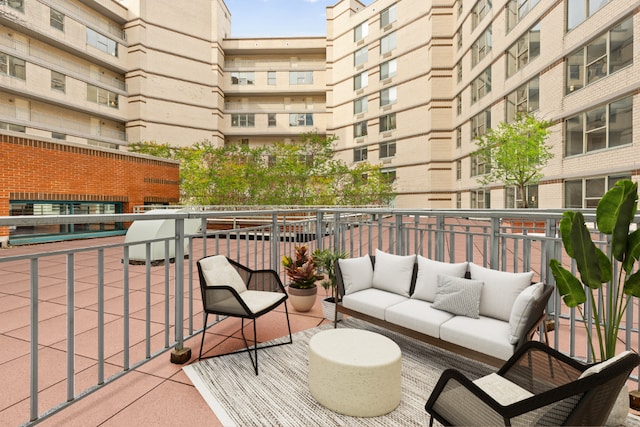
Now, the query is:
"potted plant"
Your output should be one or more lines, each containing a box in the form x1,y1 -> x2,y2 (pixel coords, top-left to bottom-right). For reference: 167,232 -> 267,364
550,179 -> 640,425
313,248 -> 349,321
282,245 -> 322,312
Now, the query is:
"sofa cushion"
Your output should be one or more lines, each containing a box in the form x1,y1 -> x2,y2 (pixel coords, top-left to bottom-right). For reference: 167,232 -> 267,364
385,299 -> 455,337
342,288 -> 408,320
199,255 -> 247,294
432,274 -> 483,319
371,249 -> 416,297
439,315 -> 514,360
412,256 -> 468,302
469,263 -> 534,322
508,282 -> 544,344
338,255 -> 373,295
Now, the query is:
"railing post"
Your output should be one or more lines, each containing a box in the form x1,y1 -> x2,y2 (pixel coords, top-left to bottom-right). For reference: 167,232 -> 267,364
271,212 -> 280,271
316,211 -> 324,251
490,216 -> 500,269
435,214 -> 445,261
395,213 -> 404,255
170,216 -> 191,364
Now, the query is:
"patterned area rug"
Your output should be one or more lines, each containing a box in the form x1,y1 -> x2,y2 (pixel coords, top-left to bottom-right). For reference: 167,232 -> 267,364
184,318 -> 640,427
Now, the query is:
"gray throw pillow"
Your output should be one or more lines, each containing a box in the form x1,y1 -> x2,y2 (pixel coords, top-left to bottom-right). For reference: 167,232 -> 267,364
432,274 -> 484,319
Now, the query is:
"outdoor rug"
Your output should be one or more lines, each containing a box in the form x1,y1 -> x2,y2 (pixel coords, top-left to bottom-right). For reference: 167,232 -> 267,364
183,318 -> 640,427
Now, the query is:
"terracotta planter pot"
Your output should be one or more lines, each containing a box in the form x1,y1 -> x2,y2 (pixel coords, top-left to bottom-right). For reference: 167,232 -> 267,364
287,286 -> 317,312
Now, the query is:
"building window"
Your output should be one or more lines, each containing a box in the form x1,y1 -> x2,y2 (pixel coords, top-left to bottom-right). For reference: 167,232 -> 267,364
379,113 -> 396,132
471,26 -> 492,68
231,113 -> 255,127
240,139 -> 249,146
87,84 -> 118,108
380,86 -> 397,107
289,113 -> 313,126
471,109 -> 491,139
506,76 -> 539,122
50,8 -> 64,31
354,71 -> 368,90
506,0 -> 539,32
456,192 -> 462,208
354,147 -> 368,162
565,96 -> 632,157
0,121 -> 25,132
6,0 -> 23,12
471,189 -> 491,208
289,71 -> 313,85
231,72 -> 255,85
268,71 -> 276,85
354,21 -> 368,41
380,32 -> 397,55
456,127 -> 462,148
0,53 -> 25,79
567,0 -> 610,31
52,132 -> 66,140
564,174 -> 629,208
470,154 -> 491,176
51,70 -> 65,92
456,160 -> 462,180
380,4 -> 398,28
565,17 -> 633,94
470,67 -> 491,104
354,121 -> 368,138
456,61 -> 462,83
268,113 -> 276,127
86,28 -> 118,57
456,95 -> 462,116
382,169 -> 397,183
380,141 -> 396,158
471,0 -> 491,31
505,185 -> 538,208
380,59 -> 397,80
456,29 -> 463,51
506,22 -> 540,78
354,46 -> 368,66
354,96 -> 368,114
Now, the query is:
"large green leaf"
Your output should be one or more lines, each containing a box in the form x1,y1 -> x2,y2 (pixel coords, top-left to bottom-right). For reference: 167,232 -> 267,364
550,259 -> 586,307
623,270 -> 640,298
595,247 -> 612,284
623,228 -> 640,274
570,212 -> 602,289
559,212 -> 576,258
596,180 -> 638,261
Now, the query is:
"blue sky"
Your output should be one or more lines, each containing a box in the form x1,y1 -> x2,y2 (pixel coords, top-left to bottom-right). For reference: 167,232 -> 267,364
226,0 -> 374,38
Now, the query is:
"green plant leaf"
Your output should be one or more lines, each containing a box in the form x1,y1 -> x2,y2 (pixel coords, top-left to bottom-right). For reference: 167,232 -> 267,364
624,270 -> 640,298
596,180 -> 638,261
559,211 -> 576,258
623,228 -> 640,274
550,259 -> 586,307
595,247 -> 612,284
570,212 -> 602,289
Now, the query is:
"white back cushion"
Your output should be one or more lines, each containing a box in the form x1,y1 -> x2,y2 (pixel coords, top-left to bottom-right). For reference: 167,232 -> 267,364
508,282 -> 544,344
338,255 -> 374,295
579,351 -> 634,378
469,263 -> 533,322
412,256 -> 468,302
199,255 -> 247,294
372,249 -> 416,297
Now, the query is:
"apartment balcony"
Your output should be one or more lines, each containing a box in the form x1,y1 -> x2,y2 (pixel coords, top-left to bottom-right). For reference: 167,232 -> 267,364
1,208 -> 639,426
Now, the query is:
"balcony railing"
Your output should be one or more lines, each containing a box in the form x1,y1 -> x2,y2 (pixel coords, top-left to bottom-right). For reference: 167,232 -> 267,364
1,207 -> 639,425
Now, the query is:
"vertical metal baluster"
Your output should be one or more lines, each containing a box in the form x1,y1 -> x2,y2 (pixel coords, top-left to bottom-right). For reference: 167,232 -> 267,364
66,253 -> 75,402
30,258 -> 39,422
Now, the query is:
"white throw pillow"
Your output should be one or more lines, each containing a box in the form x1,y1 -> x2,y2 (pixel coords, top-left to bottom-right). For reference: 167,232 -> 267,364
432,274 -> 484,319
469,263 -> 533,322
199,255 -> 247,294
338,255 -> 374,295
371,249 -> 416,297
412,256 -> 468,302
508,282 -> 544,344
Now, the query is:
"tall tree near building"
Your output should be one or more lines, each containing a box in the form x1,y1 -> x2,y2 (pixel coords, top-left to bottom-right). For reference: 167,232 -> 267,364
473,113 -> 554,208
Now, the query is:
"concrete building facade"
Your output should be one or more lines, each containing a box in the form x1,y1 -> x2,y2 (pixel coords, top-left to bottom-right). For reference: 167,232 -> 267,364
1,0 -> 639,211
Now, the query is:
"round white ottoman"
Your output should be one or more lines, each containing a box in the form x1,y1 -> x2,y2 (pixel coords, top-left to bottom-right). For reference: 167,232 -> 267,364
308,328 -> 402,417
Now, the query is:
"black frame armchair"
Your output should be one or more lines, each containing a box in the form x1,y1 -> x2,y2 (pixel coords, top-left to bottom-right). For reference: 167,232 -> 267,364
196,255 -> 292,375
425,340 -> 639,426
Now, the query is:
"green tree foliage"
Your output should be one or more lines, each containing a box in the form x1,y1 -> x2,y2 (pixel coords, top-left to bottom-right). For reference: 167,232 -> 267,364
474,113 -> 554,207
129,133 -> 395,206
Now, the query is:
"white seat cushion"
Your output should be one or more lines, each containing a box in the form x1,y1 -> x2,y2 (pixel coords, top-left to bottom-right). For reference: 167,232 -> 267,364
439,315 -> 514,360
342,288 -> 408,320
469,263 -> 533,322
213,290 -> 285,316
372,249 -> 416,297
473,373 -> 534,405
508,282 -> 544,344
385,299 -> 455,337
412,256 -> 468,302
199,255 -> 247,294
338,255 -> 374,295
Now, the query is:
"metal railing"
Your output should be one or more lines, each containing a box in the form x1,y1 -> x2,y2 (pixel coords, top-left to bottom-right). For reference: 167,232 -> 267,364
0,207 -> 638,425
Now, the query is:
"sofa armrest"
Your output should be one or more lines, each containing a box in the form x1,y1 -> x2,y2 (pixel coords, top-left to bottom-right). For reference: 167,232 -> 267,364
514,284 -> 554,352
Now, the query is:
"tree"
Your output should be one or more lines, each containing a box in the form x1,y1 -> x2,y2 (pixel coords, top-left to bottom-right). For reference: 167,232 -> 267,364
129,133 -> 395,206
474,113 -> 553,208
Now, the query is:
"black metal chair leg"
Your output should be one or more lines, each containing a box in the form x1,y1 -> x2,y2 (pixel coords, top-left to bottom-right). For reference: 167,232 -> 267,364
198,313 -> 209,359
284,302 -> 293,344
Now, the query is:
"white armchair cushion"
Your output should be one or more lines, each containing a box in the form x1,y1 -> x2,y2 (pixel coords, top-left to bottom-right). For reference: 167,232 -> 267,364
412,256 -> 468,302
372,249 -> 416,297
473,373 -> 534,405
508,282 -> 544,344
199,255 -> 247,294
469,263 -> 533,322
579,350 -> 634,378
432,274 -> 483,319
338,255 -> 373,295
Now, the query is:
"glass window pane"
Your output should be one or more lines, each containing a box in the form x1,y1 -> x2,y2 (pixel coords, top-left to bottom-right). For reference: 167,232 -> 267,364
565,115 -> 583,156
567,0 -> 586,31
565,180 -> 583,208
609,18 -> 633,73
609,96 -> 633,147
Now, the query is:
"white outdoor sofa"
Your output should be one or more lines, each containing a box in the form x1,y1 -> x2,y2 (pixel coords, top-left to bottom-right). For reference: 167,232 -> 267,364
334,249 -> 554,367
